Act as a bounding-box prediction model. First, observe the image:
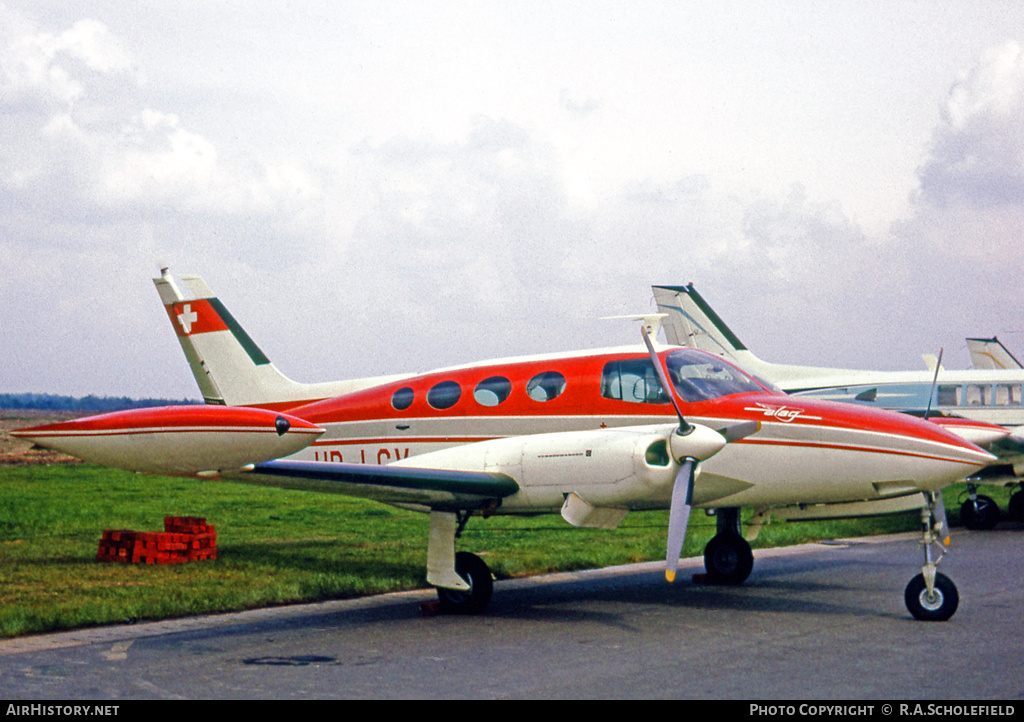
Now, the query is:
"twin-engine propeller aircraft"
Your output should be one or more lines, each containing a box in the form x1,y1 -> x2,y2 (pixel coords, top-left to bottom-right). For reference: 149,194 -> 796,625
14,271 -> 997,621
653,284 -> 1024,530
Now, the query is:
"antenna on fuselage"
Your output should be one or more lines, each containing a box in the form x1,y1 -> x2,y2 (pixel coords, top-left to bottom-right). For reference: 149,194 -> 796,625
924,348 -> 944,421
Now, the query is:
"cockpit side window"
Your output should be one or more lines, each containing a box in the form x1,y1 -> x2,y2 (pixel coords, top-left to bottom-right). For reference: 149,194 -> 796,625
600,358 -> 669,404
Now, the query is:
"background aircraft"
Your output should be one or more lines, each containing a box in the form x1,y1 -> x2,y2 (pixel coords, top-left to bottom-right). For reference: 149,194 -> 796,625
14,271 -> 997,621
652,284 -> 1024,529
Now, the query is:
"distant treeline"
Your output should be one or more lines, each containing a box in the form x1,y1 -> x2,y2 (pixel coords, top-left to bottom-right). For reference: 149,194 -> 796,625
1,393 -> 199,412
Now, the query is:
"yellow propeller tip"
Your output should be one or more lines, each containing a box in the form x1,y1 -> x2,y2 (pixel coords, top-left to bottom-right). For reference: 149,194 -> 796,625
665,570 -> 676,583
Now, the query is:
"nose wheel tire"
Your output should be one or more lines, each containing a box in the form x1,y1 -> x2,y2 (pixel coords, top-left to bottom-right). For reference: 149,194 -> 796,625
904,572 -> 959,622
436,551 -> 493,615
703,533 -> 754,585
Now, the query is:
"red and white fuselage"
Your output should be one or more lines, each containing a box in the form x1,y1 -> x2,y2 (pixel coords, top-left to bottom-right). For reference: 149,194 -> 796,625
272,346 -> 993,514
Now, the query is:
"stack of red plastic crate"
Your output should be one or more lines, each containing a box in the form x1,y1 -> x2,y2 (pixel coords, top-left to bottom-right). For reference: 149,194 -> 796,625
96,516 -> 217,565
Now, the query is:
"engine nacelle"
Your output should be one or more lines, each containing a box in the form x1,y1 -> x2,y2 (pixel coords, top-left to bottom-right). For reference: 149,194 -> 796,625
391,423 -> 725,512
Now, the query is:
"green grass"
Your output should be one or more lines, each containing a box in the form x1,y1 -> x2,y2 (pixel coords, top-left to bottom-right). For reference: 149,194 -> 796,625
0,464 -> 1014,638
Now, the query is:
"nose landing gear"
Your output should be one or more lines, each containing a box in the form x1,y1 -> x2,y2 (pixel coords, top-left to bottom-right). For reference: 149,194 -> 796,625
905,492 -> 959,621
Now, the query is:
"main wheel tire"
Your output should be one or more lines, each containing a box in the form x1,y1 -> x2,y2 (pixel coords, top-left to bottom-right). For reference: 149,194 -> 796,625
961,495 -> 999,530
1007,492 -> 1024,522
436,551 -> 493,615
904,572 -> 959,621
703,533 -> 754,585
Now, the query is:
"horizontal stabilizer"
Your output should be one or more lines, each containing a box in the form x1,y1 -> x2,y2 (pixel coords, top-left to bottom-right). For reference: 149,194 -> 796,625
12,406 -> 323,475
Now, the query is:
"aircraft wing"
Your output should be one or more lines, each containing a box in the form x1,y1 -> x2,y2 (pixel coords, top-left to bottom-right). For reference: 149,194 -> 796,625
238,459 -> 520,511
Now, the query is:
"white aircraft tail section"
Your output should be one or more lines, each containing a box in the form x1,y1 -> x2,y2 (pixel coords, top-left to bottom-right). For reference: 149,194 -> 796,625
967,337 -> 1023,370
651,283 -> 866,388
651,284 -> 776,378
154,269 -> 406,408
652,285 -> 748,356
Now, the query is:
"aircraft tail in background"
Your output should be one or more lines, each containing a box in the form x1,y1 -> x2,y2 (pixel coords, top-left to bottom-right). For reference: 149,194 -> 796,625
154,269 -> 408,408
650,283 -> 868,387
967,337 -> 1024,370
651,284 -> 778,378
651,284 -> 748,356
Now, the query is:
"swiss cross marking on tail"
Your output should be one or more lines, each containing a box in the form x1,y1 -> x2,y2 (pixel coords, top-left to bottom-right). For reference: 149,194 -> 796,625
177,304 -> 198,334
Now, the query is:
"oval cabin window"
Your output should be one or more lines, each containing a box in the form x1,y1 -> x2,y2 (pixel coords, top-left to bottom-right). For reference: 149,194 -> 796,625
526,371 -> 566,402
474,376 -> 512,407
427,380 -> 462,410
391,387 -> 415,411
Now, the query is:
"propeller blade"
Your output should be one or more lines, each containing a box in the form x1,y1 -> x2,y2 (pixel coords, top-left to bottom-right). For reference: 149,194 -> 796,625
641,324 -> 693,434
665,458 -> 696,582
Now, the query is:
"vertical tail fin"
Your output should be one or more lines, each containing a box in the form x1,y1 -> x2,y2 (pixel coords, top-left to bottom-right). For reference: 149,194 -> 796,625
651,283 -> 787,383
966,337 -> 1023,370
154,269 -> 301,406
652,284 -> 748,356
154,269 -> 402,408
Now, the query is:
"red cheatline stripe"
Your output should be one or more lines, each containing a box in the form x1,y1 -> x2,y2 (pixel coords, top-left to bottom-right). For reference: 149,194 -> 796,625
740,438 -> 990,467
313,436 -> 497,447
21,427 -> 322,438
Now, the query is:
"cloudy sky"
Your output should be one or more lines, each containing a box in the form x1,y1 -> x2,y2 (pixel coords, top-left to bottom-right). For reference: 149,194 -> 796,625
3,1 -> 1023,399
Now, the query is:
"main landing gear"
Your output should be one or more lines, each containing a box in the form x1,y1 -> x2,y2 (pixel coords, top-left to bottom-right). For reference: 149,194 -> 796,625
436,551 -> 493,615
959,483 -> 999,531
702,507 -> 754,585
905,491 -> 959,622
1009,485 -> 1024,522
427,510 -> 494,615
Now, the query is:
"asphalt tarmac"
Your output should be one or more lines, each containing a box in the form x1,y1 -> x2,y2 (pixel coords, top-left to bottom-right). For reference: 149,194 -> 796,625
2,525 -> 1022,700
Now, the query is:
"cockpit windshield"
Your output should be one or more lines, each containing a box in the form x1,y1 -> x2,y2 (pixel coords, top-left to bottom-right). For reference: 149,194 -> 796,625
600,349 -> 769,405
664,349 -> 768,401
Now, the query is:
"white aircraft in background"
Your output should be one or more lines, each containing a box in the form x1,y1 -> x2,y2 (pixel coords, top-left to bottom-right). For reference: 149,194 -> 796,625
652,284 -> 1024,529
10,270 -> 998,621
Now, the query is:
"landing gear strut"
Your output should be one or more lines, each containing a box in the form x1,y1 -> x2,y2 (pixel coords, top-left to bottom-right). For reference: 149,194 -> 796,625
427,510 -> 494,615
703,507 -> 754,585
905,492 -> 959,621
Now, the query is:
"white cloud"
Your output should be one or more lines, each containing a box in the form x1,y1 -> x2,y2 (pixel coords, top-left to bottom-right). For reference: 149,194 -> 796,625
4,4 -> 1024,397
0,14 -> 134,111
918,41 -> 1024,208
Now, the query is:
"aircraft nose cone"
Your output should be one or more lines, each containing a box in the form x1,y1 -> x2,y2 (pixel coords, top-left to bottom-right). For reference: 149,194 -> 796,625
850,402 -> 997,489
